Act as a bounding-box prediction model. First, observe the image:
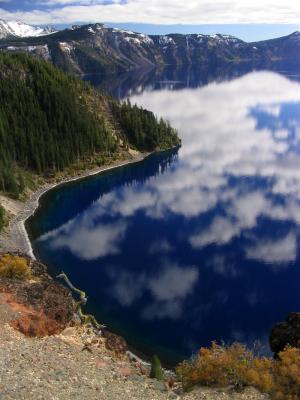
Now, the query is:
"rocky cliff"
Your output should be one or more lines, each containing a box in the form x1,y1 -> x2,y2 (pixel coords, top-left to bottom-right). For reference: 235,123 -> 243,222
2,23 -> 300,76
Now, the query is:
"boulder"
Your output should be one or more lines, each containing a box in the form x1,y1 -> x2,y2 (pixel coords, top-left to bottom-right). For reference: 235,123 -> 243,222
102,329 -> 128,354
270,312 -> 300,356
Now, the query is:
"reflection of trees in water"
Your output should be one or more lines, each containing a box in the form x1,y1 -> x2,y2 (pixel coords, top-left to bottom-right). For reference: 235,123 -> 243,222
28,148 -> 179,237
84,60 -> 300,99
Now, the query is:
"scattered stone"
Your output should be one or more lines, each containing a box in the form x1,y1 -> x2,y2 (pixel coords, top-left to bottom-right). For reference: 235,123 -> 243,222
95,359 -> 107,369
127,375 -> 145,383
168,392 -> 180,400
82,344 -> 93,353
103,329 -> 128,354
166,377 -> 176,391
136,362 -> 148,376
117,366 -> 132,378
152,380 -> 168,393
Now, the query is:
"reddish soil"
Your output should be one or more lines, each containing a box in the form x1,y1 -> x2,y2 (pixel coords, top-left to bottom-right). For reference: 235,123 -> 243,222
0,277 -> 75,337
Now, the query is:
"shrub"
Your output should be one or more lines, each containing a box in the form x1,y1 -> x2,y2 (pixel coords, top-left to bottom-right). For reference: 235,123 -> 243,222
176,342 -> 300,399
272,347 -> 300,399
0,254 -> 32,280
150,355 -> 164,381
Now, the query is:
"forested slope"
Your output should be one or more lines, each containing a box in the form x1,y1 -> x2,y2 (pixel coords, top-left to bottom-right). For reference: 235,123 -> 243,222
0,53 -> 179,198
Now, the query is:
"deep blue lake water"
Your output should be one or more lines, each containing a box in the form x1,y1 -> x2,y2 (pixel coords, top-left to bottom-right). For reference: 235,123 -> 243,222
27,65 -> 300,366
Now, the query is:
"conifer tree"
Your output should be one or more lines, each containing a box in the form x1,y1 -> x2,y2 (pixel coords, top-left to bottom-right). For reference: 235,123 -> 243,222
150,355 -> 164,381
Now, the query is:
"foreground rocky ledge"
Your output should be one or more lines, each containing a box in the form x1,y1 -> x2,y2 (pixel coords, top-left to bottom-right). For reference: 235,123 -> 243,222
0,322 -> 267,400
0,254 -> 268,400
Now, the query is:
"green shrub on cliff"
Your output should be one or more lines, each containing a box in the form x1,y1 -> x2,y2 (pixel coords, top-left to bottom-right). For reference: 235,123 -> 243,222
150,355 -> 164,381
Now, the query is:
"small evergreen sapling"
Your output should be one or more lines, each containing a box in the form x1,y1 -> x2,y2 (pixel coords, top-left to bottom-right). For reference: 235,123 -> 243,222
150,355 -> 164,381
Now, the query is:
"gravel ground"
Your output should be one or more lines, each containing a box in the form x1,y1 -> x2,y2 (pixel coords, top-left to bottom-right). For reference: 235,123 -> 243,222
0,295 -> 269,400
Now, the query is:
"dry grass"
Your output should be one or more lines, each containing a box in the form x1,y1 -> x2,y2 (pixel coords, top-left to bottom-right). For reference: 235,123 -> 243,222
0,254 -> 32,280
176,342 -> 300,399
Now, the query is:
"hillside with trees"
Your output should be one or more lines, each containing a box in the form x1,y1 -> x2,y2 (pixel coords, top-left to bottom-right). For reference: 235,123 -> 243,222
0,53 -> 180,200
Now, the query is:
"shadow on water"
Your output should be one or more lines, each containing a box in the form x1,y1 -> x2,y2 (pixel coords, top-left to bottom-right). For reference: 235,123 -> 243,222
27,148 -> 179,240
84,60 -> 300,99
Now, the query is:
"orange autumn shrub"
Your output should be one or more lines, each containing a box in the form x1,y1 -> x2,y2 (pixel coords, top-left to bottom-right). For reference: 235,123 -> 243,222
176,342 -> 273,391
176,342 -> 300,399
0,254 -> 32,280
272,347 -> 300,400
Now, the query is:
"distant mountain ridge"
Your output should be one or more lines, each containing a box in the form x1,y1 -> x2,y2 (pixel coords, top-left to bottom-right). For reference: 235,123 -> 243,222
0,19 -> 56,39
1,21 -> 300,76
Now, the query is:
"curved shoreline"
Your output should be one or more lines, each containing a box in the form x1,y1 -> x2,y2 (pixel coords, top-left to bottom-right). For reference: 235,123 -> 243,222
1,152 -> 152,258
0,147 -> 178,369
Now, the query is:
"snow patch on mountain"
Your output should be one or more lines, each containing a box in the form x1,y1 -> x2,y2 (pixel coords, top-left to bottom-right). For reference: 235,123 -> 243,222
159,36 -> 175,46
112,28 -> 153,46
0,19 -> 56,39
59,42 -> 74,54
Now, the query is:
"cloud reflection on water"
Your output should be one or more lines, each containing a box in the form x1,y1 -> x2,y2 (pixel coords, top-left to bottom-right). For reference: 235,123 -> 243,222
39,205 -> 128,260
129,71 -> 300,263
40,71 -> 300,266
32,70 -> 300,360
108,261 -> 199,320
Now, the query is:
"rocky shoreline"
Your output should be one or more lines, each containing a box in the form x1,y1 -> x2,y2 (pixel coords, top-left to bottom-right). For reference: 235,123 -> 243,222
0,151 -> 151,256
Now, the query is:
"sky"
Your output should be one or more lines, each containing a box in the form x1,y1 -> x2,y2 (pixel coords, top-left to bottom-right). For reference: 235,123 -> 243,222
0,1 -> 300,41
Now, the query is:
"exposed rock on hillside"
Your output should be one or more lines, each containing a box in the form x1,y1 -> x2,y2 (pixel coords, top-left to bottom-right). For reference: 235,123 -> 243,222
2,23 -> 300,76
270,312 -> 300,356
0,254 -> 75,337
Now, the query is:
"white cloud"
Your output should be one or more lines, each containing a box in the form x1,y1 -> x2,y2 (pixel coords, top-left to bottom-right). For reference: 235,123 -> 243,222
148,239 -> 173,254
245,232 -> 297,264
144,263 -> 199,319
39,201 -> 128,260
190,216 -> 240,248
109,270 -> 146,306
2,0 -> 300,25
109,261 -> 199,319
49,220 -> 127,260
148,264 -> 199,302
130,72 -> 300,252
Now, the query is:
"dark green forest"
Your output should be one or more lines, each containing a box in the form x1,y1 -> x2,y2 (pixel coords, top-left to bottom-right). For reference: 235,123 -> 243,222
111,100 -> 179,151
0,53 -> 179,198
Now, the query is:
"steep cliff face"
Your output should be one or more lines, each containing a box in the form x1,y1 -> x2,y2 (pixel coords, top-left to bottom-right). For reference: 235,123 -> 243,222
2,23 -> 300,76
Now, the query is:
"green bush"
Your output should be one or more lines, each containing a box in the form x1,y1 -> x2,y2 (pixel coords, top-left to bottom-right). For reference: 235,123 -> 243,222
150,355 -> 164,381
